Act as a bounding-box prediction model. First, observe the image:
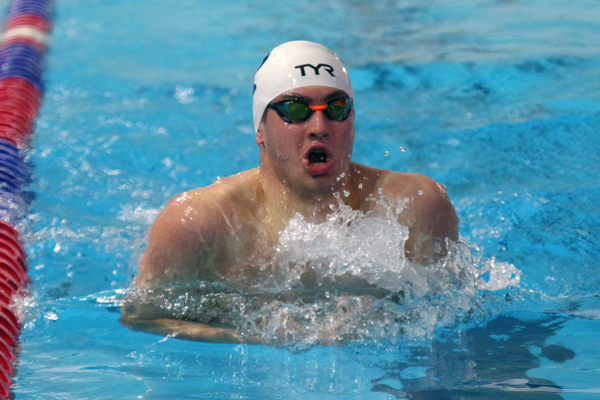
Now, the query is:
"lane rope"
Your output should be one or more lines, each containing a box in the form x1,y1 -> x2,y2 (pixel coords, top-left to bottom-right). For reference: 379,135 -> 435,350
0,0 -> 53,397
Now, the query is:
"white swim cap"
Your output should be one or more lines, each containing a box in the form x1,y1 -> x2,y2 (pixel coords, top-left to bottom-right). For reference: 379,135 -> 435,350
253,41 -> 354,133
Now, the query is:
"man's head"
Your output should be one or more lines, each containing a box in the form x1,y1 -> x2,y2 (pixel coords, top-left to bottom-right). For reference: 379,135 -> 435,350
253,41 -> 354,133
253,41 -> 355,196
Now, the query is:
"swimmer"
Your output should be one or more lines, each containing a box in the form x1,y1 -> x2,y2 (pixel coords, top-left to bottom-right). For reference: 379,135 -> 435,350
120,41 -> 459,343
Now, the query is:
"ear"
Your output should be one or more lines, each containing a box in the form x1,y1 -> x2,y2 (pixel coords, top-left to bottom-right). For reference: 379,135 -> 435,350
256,124 -> 265,147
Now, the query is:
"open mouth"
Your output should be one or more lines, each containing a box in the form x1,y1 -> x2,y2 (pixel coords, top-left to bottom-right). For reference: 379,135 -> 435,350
307,149 -> 328,165
303,147 -> 333,177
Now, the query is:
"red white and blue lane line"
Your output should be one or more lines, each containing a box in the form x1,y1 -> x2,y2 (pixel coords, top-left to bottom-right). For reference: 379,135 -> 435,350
0,0 -> 53,398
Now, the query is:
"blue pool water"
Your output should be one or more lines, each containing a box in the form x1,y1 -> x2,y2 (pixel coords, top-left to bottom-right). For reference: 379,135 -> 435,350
5,0 -> 600,398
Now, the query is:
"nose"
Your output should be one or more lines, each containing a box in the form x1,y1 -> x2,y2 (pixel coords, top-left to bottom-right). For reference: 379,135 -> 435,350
306,110 -> 328,140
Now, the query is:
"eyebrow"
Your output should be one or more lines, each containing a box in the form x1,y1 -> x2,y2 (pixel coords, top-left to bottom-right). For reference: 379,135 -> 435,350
277,90 -> 349,103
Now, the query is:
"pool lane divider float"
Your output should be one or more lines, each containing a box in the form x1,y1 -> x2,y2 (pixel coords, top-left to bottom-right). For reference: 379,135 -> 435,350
0,0 -> 53,398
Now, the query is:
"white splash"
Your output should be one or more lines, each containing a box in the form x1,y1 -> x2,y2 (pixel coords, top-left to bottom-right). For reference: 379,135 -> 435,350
271,196 -> 409,293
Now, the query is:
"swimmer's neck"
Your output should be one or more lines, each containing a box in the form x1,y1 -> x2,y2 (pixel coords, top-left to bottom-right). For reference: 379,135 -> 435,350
257,165 -> 354,223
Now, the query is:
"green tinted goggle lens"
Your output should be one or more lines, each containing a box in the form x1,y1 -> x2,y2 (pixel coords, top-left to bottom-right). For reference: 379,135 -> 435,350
268,98 -> 353,124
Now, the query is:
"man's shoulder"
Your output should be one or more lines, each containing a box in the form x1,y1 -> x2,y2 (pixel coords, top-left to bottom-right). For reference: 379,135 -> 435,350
380,170 -> 447,199
351,164 -> 453,219
351,163 -> 439,199
137,169 -> 261,287
156,168 -> 261,231
379,170 -> 457,236
165,168 -> 260,209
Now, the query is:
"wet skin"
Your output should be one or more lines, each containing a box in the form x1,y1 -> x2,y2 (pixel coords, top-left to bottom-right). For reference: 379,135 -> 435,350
120,86 -> 459,344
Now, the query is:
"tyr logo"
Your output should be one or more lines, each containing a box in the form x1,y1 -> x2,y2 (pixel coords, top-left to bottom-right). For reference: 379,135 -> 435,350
295,63 -> 335,77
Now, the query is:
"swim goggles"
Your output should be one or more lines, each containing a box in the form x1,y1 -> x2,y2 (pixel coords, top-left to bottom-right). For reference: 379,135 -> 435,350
266,97 -> 353,124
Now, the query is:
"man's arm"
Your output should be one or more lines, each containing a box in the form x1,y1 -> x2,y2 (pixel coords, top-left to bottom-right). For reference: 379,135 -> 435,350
134,191 -> 221,287
122,318 -> 243,343
120,191 -> 249,343
381,173 -> 459,263
119,299 -> 256,344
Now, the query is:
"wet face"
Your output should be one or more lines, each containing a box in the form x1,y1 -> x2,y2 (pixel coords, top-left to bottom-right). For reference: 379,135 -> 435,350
256,86 -> 355,196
